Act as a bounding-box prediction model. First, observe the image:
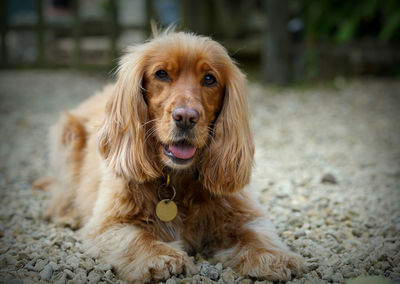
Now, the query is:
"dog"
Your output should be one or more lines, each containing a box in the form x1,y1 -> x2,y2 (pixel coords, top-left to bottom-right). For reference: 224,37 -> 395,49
35,29 -> 304,283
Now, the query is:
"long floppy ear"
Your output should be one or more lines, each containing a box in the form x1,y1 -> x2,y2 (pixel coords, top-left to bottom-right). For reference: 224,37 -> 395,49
98,45 -> 161,182
199,63 -> 254,195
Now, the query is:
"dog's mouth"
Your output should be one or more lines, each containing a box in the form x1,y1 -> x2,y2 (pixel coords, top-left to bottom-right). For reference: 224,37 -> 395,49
163,140 -> 197,164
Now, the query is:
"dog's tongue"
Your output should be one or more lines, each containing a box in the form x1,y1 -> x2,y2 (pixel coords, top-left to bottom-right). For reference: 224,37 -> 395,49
169,143 -> 196,160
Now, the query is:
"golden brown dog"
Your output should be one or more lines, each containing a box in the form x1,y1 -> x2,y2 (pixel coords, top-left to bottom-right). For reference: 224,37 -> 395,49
38,30 -> 304,283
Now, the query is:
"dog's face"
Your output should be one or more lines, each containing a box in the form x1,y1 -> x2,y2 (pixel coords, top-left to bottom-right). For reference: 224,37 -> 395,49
99,32 -> 254,193
143,47 -> 225,169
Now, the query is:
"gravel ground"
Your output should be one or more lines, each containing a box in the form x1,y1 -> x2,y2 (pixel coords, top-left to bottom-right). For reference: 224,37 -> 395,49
0,70 -> 399,284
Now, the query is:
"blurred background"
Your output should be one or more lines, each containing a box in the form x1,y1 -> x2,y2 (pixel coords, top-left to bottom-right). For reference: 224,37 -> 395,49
1,0 -> 400,84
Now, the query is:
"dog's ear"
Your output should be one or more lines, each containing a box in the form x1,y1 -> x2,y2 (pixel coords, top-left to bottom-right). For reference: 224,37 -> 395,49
98,45 -> 161,182
199,62 -> 254,195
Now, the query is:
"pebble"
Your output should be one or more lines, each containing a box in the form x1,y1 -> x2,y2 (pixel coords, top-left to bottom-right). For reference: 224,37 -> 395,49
104,270 -> 115,279
215,263 -> 223,273
53,271 -> 67,284
66,255 -> 81,269
294,229 -> 306,239
34,259 -> 48,272
1,275 -> 24,284
321,173 -> 338,184
73,273 -> 87,283
96,263 -> 112,271
199,262 -> 220,281
5,255 -> 18,266
221,268 -> 237,283
40,263 -> 54,280
80,259 -> 95,271
88,270 -> 103,283
306,261 -> 319,271
330,272 -> 344,283
192,274 -> 217,283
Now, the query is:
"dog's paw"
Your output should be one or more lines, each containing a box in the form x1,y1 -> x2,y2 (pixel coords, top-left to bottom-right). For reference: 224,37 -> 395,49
241,250 -> 305,281
127,248 -> 197,284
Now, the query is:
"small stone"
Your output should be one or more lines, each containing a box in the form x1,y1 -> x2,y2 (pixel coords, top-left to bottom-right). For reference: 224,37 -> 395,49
66,255 -> 80,269
352,228 -> 362,237
34,259 -> 48,272
306,261 -> 319,271
96,263 -> 112,271
172,276 -> 182,284
104,270 -> 114,280
341,265 -> 357,278
199,262 -> 220,281
319,266 -> 334,280
88,270 -> 103,283
294,229 -> 306,239
376,261 -> 390,271
64,268 -> 75,278
282,231 -> 295,241
192,274 -> 217,284
80,259 -> 95,271
62,242 -> 73,249
64,235 -> 76,243
221,268 -> 237,283
166,279 -> 177,284
215,263 -> 223,273
238,279 -> 252,284
311,270 -> 319,278
24,261 -> 36,271
327,255 -> 342,267
40,263 -> 54,280
0,256 -> 7,266
287,214 -> 303,227
17,253 -> 29,261
1,275 -> 24,284
321,173 -> 338,184
6,255 -> 18,266
329,272 -> 343,283
72,273 -> 87,283
53,271 -> 67,284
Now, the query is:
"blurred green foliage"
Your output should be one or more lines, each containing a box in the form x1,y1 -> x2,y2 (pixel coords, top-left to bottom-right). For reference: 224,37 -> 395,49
301,0 -> 400,43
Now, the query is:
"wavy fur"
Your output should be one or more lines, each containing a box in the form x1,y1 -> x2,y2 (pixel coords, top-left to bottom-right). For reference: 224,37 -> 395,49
38,31 -> 304,283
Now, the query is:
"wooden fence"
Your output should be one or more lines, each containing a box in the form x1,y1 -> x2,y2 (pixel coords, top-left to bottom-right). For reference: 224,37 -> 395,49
2,1 -> 395,81
0,0 -> 264,70
0,0 -> 152,69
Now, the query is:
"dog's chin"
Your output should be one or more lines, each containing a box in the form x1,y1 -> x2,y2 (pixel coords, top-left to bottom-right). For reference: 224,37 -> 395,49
160,140 -> 198,169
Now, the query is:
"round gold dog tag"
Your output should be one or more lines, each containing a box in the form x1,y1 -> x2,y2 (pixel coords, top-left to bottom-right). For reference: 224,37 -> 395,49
156,200 -> 178,222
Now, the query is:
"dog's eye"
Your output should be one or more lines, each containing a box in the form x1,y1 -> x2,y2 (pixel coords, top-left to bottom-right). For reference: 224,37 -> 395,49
154,70 -> 171,82
202,74 -> 217,87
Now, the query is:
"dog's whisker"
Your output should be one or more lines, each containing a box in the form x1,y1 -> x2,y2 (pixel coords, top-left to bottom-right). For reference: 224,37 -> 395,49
141,118 -> 160,127
144,125 -> 160,143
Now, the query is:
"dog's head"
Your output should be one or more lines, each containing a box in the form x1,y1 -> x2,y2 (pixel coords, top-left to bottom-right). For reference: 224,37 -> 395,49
98,31 -> 254,195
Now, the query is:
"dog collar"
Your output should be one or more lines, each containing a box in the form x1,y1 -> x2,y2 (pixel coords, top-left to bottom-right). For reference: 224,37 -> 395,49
156,174 -> 178,222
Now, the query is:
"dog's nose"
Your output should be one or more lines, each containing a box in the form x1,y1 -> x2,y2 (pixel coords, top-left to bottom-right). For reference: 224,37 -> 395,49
172,107 -> 199,130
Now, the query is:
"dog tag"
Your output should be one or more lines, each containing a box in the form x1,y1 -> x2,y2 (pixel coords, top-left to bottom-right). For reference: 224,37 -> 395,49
156,199 -> 178,222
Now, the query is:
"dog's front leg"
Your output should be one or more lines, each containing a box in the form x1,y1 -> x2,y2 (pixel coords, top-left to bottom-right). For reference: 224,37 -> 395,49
213,216 -> 305,281
81,223 -> 196,283
79,177 -> 196,283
